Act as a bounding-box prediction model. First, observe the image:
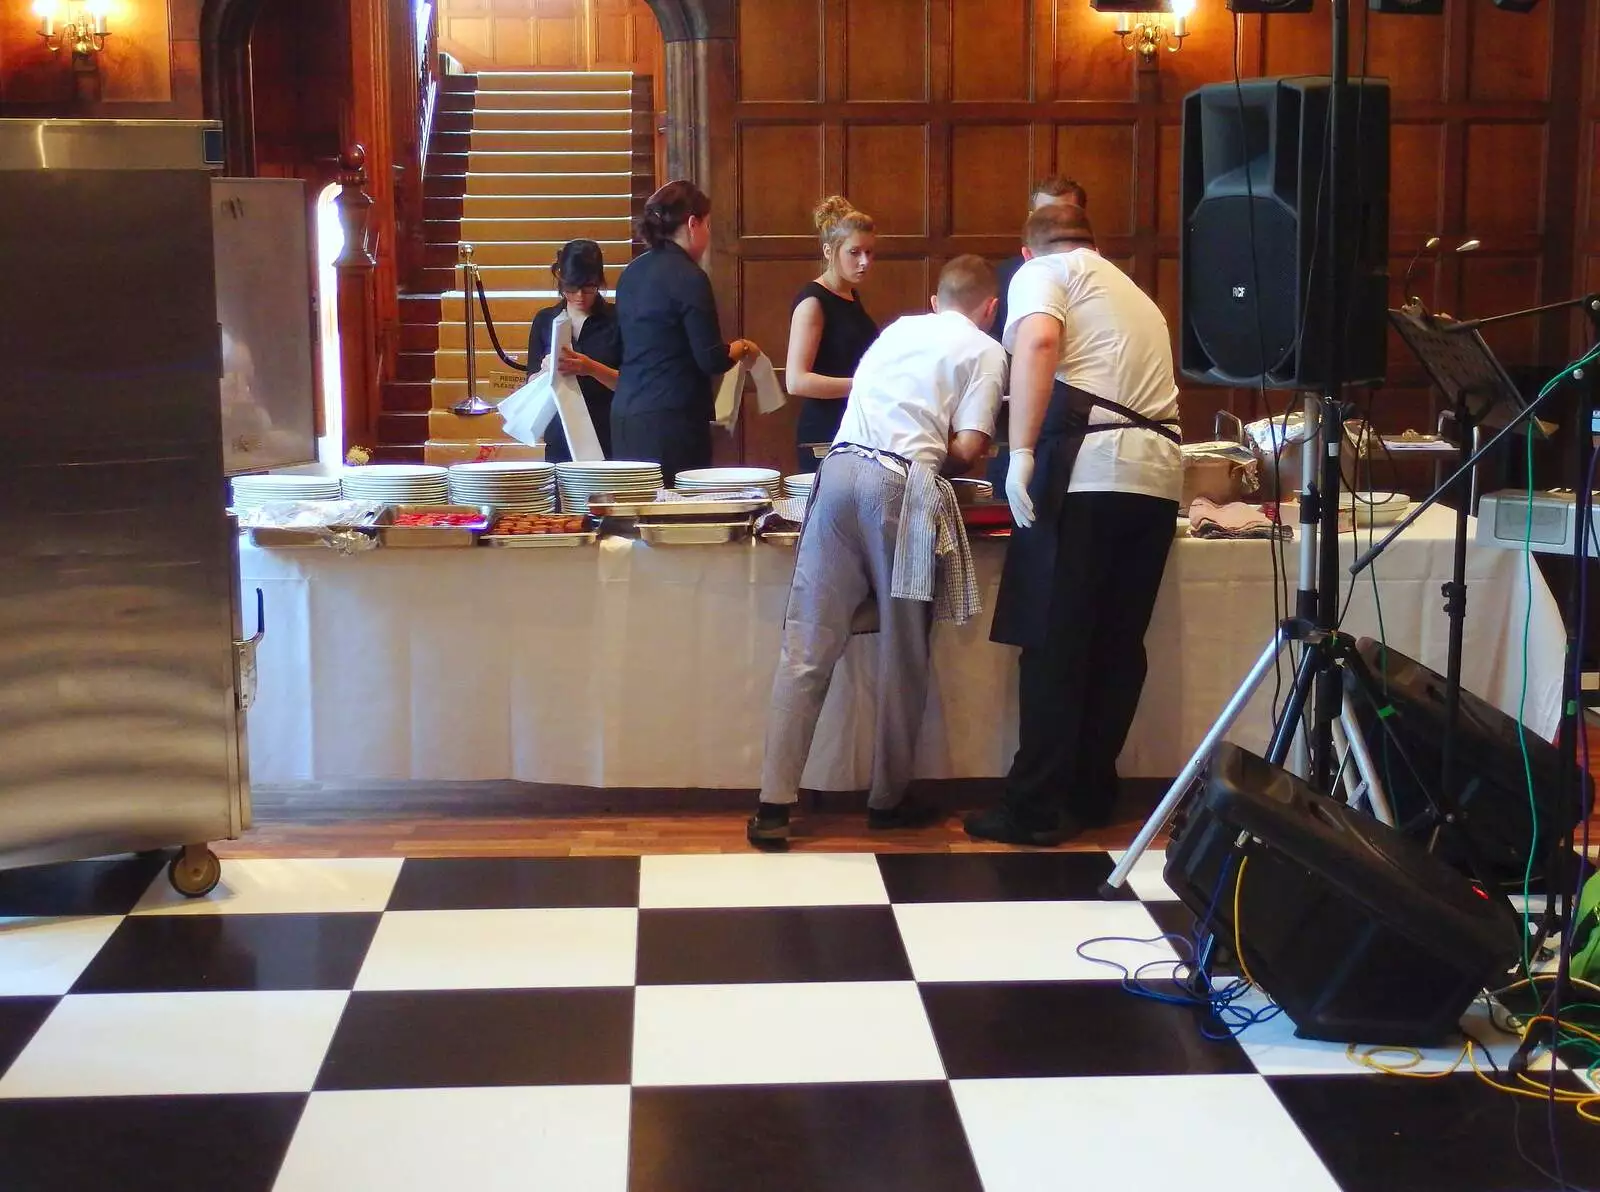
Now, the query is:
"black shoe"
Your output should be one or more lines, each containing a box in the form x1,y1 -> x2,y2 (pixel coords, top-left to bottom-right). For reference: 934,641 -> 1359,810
962,806 -> 1074,847
867,795 -> 943,831
747,804 -> 791,850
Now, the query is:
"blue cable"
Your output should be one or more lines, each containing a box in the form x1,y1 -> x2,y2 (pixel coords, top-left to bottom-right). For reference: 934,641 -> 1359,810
1077,848 -> 1283,1040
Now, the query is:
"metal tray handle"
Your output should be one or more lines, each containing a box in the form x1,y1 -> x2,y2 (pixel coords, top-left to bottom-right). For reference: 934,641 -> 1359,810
234,588 -> 264,711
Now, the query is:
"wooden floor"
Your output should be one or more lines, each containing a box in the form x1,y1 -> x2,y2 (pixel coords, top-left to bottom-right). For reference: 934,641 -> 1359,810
218,728 -> 1600,860
217,807 -> 1154,858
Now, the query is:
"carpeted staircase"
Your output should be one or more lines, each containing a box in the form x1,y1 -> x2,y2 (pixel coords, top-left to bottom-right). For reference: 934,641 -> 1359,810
381,70 -> 637,462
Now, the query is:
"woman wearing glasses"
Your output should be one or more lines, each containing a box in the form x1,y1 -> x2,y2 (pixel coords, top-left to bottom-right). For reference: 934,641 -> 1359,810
526,239 -> 622,462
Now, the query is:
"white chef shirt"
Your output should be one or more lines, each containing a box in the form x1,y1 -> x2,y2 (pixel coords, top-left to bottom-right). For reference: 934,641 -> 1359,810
833,309 -> 1006,468
1003,249 -> 1181,502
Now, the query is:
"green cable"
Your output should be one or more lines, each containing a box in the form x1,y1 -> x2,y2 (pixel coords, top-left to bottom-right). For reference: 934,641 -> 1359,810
1514,348 -> 1600,982
1519,425 -> 1538,980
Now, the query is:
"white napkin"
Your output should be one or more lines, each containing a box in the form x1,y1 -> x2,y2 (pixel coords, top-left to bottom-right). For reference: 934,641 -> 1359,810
496,312 -> 604,459
714,352 -> 786,433
497,372 -> 553,447
548,314 -> 604,460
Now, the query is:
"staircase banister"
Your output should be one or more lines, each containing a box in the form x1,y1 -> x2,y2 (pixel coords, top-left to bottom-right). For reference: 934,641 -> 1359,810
335,144 -> 382,453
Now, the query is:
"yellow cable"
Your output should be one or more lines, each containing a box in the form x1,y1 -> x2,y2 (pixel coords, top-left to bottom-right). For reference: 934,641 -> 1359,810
1346,1016 -> 1600,1124
1346,1041 -> 1468,1078
1233,855 -> 1259,989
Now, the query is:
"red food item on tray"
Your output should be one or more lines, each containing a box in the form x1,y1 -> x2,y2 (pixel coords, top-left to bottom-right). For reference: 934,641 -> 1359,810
391,511 -> 484,527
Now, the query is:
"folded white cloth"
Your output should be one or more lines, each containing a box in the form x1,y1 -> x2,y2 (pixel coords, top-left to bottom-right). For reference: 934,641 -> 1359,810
714,352 -> 786,432
497,312 -> 603,459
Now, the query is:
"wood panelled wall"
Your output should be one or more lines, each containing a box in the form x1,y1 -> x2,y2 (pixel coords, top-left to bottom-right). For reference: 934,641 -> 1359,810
437,0 -> 663,75
722,0 -> 1588,476
0,0 -> 203,115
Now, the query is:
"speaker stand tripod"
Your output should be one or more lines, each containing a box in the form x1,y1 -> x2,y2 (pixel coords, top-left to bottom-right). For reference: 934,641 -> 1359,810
1108,0 -> 1363,898
1106,0 -> 1476,904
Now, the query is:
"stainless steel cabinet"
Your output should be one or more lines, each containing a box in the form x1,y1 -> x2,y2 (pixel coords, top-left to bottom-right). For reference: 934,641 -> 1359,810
0,119 -> 272,896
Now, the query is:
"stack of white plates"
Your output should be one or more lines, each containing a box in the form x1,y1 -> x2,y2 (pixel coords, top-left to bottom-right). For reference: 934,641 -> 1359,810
555,460 -> 665,512
341,464 -> 451,505
783,473 -> 816,500
231,472 -> 343,510
448,461 -> 557,512
676,467 -> 782,498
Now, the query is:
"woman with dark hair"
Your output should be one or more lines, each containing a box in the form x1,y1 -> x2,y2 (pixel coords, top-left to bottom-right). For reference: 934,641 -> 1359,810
786,195 -> 879,473
611,180 -> 759,482
526,239 -> 622,463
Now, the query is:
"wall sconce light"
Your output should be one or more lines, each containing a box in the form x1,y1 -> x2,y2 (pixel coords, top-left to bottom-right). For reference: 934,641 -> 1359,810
34,1 -> 111,60
1093,0 -> 1192,63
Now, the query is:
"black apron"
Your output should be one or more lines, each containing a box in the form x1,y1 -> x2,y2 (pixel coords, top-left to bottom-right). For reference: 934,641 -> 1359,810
990,380 -> 1181,648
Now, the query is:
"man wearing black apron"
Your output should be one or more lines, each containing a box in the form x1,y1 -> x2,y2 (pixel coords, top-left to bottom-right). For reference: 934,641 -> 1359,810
986,176 -> 1089,495
966,204 -> 1183,847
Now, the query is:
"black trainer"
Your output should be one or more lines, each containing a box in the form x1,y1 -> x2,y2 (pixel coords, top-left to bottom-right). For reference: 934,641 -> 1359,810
867,796 -> 943,831
962,806 -> 1074,847
746,803 -> 792,850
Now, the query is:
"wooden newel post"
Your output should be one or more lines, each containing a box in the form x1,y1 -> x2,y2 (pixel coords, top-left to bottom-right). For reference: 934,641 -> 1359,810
335,144 -> 381,458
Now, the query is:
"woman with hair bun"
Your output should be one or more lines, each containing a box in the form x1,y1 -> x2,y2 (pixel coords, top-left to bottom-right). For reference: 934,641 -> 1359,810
786,196 -> 879,473
526,239 -> 621,463
611,179 -> 758,483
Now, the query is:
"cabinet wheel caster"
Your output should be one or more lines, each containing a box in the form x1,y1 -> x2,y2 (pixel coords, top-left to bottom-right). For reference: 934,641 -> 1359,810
169,847 -> 222,898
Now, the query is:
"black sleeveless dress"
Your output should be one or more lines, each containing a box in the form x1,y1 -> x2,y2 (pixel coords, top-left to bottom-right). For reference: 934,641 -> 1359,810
791,281 -> 879,473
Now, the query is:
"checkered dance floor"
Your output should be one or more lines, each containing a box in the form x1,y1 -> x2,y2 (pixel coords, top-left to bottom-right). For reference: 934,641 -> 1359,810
0,849 -> 1595,1191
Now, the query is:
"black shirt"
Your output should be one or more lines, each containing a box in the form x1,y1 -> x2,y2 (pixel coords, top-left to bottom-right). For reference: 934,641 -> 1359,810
792,281 -> 880,447
611,240 -> 734,422
527,296 -> 622,460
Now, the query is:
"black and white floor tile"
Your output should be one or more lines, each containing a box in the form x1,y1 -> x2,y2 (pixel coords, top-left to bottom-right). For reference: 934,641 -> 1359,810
0,848 -> 1595,1192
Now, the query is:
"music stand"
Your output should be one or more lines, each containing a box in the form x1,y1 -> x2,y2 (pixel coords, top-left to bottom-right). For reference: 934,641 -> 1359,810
1377,306 -> 1548,814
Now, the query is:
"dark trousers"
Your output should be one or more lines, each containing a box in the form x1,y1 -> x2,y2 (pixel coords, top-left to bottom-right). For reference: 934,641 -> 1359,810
610,410 -> 712,485
1004,490 -> 1178,826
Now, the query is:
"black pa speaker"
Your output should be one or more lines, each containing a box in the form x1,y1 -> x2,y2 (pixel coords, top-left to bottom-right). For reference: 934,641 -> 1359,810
1179,76 -> 1390,390
1165,744 -> 1522,1045
1351,638 -> 1592,887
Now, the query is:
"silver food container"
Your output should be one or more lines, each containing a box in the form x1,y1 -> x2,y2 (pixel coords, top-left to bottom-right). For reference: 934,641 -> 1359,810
375,505 -> 493,548
637,519 -> 755,545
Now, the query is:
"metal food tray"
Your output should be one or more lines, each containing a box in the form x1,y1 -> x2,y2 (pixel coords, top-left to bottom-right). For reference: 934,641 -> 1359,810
758,530 -> 800,545
249,525 -> 374,548
638,519 -> 754,545
481,529 -> 599,549
375,504 -> 493,548
590,496 -> 770,520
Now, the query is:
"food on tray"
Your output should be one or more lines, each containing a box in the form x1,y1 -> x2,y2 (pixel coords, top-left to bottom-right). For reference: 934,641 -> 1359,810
489,514 -> 591,536
391,511 -> 486,527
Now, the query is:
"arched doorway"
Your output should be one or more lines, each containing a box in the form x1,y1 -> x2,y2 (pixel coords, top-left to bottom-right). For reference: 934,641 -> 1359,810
201,0 -> 728,184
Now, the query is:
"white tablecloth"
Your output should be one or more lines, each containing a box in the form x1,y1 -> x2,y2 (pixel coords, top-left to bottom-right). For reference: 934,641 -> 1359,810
240,505 -> 1566,789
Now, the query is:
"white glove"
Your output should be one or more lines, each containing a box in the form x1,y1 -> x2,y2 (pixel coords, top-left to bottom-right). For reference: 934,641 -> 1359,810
1006,448 -> 1037,529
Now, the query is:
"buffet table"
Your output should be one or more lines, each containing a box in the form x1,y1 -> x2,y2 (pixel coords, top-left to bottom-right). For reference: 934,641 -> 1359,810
241,505 -> 1566,790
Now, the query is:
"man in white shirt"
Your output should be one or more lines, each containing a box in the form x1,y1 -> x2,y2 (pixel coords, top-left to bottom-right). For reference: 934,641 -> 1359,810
966,204 -> 1182,847
750,256 -> 1006,848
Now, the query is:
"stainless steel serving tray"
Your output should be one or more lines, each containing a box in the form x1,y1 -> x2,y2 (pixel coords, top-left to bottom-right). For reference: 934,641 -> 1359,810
249,525 -> 374,548
637,519 -> 754,545
480,514 -> 600,548
590,496 -> 770,520
375,504 -> 493,548
480,529 -> 599,549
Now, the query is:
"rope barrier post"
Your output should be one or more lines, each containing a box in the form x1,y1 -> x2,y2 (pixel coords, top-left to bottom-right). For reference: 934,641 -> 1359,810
453,242 -> 493,416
